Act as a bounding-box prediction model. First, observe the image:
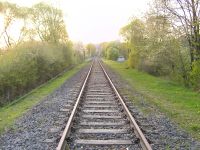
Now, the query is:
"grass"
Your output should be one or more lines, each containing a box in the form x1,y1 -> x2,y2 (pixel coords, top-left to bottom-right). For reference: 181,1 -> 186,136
0,62 -> 88,134
104,60 -> 200,140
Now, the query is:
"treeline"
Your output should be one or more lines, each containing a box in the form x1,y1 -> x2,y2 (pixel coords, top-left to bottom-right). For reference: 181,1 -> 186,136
100,41 -> 128,60
101,0 -> 200,89
0,2 -> 86,105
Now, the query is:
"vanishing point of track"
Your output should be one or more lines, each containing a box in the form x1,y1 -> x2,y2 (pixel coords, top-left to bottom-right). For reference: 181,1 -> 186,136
57,59 -> 152,150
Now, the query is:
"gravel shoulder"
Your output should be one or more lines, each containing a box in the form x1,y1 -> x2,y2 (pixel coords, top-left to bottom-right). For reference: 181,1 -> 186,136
0,64 -> 90,150
103,62 -> 200,150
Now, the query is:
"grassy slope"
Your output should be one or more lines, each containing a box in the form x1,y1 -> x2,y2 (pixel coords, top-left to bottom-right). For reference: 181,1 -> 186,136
0,63 -> 87,134
105,60 -> 200,140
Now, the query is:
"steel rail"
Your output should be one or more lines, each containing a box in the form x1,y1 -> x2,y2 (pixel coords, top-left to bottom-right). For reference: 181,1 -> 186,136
56,61 -> 94,150
57,59 -> 152,150
98,60 -> 152,150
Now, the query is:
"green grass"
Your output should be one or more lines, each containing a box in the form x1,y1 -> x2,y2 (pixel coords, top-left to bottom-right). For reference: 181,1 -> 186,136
0,62 -> 88,134
104,60 -> 200,140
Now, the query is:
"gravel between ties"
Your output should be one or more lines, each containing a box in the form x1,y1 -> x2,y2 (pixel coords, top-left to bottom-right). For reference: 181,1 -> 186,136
67,61 -> 141,150
0,65 -> 90,150
1,61 -> 200,150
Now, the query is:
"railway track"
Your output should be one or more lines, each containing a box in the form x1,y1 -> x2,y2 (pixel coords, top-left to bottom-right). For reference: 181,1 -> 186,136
57,59 -> 152,150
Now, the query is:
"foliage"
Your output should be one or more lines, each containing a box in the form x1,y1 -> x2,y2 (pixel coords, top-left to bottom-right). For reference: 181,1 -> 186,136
0,62 -> 87,134
149,0 -> 200,88
0,2 -> 85,106
30,3 -> 68,43
190,60 -> 200,89
106,47 -> 119,60
128,50 -> 138,68
100,41 -> 128,60
119,13 -> 197,87
120,18 -> 146,69
120,19 -> 145,50
0,2 -> 68,47
0,2 -> 28,47
159,0 -> 200,63
0,41 -> 74,105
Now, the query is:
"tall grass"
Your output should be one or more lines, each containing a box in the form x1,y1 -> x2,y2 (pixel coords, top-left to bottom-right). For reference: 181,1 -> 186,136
0,41 -> 76,105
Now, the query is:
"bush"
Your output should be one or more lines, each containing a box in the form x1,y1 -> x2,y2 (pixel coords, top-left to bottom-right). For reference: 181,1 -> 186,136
190,60 -> 200,89
0,41 -> 73,105
128,51 -> 139,68
106,47 -> 119,60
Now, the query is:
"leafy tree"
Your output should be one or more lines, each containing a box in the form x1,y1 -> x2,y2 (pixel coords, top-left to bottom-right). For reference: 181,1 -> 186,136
120,14 -> 190,80
118,0 -> 200,88
149,0 -> 200,85
128,50 -> 139,68
159,0 -> 200,64
30,3 -> 68,44
120,19 -> 145,51
0,41 -> 73,105
106,47 -> 119,60
0,2 -> 24,47
0,2 -> 80,105
144,15 -> 177,75
100,41 -> 128,60
120,18 -> 145,68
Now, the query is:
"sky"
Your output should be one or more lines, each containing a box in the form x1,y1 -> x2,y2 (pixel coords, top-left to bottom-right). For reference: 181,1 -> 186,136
1,0 -> 151,44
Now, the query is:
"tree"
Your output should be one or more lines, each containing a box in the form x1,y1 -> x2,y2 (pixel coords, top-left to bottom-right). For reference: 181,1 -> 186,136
0,2 -> 30,47
99,41 -> 128,60
120,14 -> 186,77
120,18 -> 145,68
147,0 -> 200,85
159,0 -> 200,64
30,3 -> 68,44
144,15 -> 178,74
0,2 -> 19,47
120,19 -> 145,50
106,47 -> 119,60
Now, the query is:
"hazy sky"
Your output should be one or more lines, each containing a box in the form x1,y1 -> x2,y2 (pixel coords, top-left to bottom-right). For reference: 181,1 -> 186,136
2,0 -> 150,44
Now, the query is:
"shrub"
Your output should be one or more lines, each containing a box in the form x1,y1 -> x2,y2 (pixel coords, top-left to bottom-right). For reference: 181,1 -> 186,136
0,41 -> 74,106
106,47 -> 119,61
128,51 -> 139,68
190,60 -> 200,89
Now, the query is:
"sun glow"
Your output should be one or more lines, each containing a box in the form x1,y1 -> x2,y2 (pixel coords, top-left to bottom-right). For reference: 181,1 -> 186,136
1,0 -> 150,45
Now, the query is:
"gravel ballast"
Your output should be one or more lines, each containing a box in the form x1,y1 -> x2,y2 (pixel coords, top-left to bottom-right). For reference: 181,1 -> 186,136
0,65 -> 90,150
1,61 -> 200,150
67,61 -> 141,150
